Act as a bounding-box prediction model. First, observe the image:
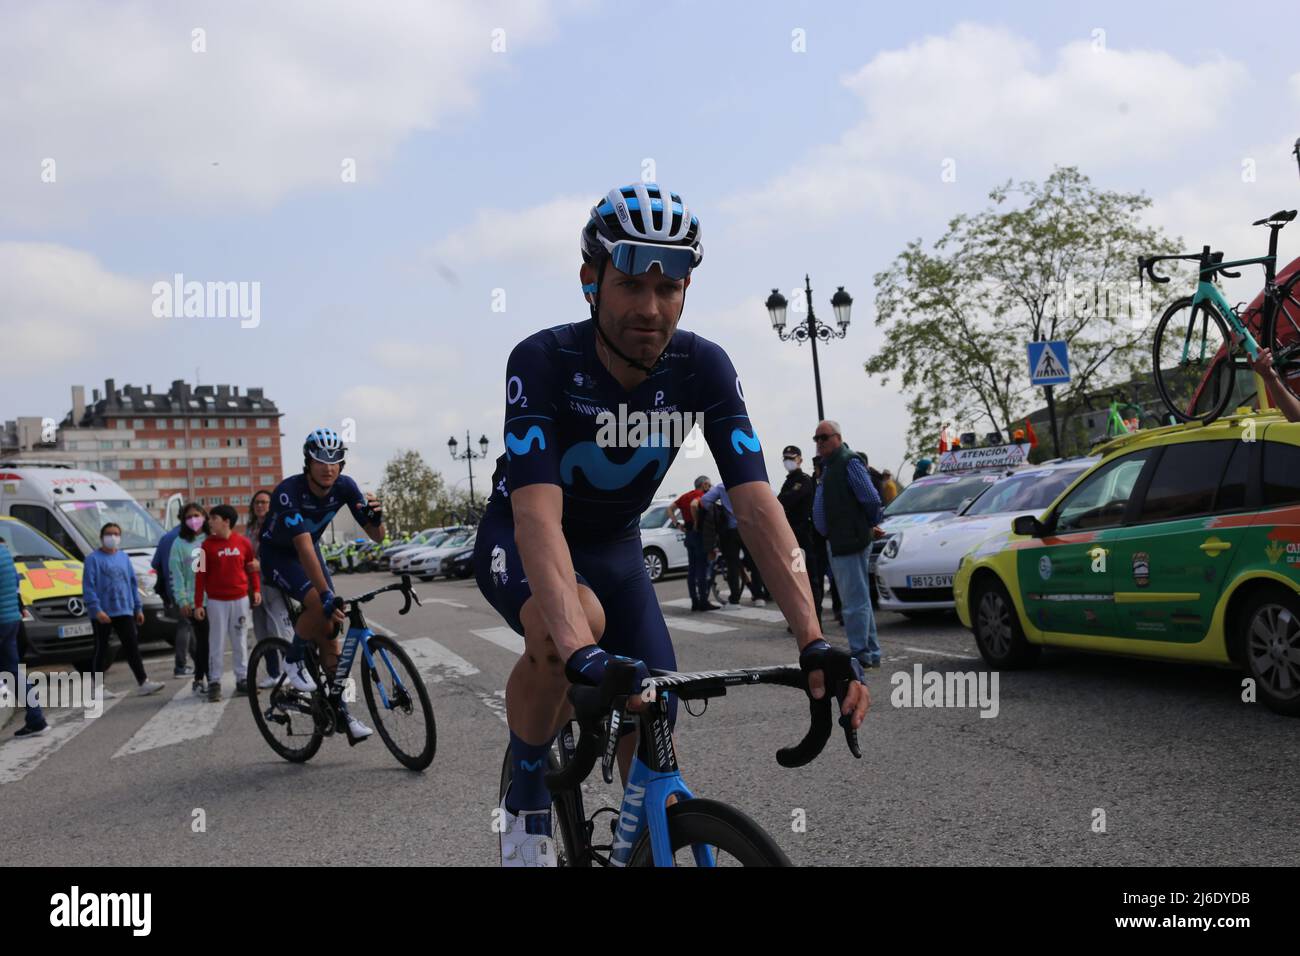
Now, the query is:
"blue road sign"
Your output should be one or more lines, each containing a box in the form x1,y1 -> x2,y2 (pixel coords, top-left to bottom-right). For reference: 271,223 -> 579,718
1027,341 -> 1071,386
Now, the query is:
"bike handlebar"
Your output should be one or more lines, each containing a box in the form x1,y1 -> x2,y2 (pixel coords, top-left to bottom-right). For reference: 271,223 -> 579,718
339,574 -> 423,615
543,662 -> 861,795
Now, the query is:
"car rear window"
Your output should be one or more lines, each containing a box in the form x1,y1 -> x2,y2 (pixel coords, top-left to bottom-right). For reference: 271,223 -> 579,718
883,474 -> 997,516
1263,440 -> 1300,507
1138,441 -> 1233,523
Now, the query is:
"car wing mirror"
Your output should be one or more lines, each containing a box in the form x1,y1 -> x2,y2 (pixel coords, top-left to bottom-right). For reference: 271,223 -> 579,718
1011,514 -> 1044,537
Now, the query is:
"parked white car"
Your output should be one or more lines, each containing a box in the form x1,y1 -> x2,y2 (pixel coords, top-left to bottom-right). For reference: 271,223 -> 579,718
875,458 -> 1097,616
640,499 -> 688,583
409,531 -> 477,580
388,528 -> 463,572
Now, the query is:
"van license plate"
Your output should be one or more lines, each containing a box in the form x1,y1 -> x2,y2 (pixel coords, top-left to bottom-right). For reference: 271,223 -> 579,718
59,623 -> 93,638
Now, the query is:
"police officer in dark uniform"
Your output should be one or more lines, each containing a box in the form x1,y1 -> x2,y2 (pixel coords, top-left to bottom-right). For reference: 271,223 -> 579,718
778,445 -> 831,626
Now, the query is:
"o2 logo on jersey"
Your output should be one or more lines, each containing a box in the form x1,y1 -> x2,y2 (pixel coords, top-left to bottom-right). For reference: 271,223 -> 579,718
507,375 -> 527,408
279,492 -> 290,506
505,426 -> 546,457
730,428 -> 761,455
735,376 -> 745,402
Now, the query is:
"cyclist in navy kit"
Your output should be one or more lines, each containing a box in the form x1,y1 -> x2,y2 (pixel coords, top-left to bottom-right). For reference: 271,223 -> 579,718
259,428 -> 387,742
473,182 -> 870,866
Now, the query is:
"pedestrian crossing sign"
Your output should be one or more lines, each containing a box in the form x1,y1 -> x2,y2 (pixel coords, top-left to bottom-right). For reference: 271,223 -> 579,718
1027,341 -> 1070,385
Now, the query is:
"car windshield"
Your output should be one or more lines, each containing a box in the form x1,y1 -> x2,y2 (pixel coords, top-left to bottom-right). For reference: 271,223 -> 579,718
962,466 -> 1090,517
442,533 -> 471,548
59,499 -> 163,550
883,474 -> 999,516
640,506 -> 668,529
0,521 -> 71,562
423,533 -> 450,548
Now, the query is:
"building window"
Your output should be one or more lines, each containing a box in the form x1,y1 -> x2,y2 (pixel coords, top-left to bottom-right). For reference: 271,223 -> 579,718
172,419 -> 184,429
115,420 -> 125,429
206,457 -> 221,467
206,419 -> 218,428
195,477 -> 205,487
255,418 -> 270,429
140,460 -> 154,469
133,419 -> 144,429
159,459 -> 170,469
224,418 -> 237,428
99,441 -> 113,450
258,456 -> 273,466
262,475 -> 276,485
237,438 -> 246,447
205,439 -> 218,448
226,457 -> 239,466
257,437 -> 271,448
210,476 -> 223,487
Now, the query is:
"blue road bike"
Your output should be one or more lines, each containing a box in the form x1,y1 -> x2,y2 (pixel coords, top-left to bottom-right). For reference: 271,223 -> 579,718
247,575 -> 436,771
500,658 -> 861,867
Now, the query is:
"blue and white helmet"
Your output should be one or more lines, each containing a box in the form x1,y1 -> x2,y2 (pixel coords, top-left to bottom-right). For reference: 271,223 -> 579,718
580,183 -> 703,270
304,428 -> 345,464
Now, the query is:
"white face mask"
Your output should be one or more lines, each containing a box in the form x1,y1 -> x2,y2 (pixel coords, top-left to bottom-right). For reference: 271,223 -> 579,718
101,534 -> 121,549
783,459 -> 798,472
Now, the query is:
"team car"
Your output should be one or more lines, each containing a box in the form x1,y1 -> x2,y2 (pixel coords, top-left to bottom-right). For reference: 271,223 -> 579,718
953,411 -> 1300,715
876,459 -> 1097,616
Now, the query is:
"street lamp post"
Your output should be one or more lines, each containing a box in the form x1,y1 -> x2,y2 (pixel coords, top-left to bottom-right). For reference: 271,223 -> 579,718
447,431 -> 490,508
766,275 -> 852,422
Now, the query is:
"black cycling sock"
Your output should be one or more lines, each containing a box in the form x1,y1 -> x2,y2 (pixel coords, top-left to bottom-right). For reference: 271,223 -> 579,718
505,731 -> 554,814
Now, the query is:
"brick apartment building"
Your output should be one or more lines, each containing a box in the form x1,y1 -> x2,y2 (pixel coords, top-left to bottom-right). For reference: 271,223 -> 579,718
2,378 -> 284,517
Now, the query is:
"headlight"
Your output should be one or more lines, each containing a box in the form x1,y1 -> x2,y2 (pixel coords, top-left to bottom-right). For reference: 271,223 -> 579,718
881,534 -> 902,560
957,555 -> 968,573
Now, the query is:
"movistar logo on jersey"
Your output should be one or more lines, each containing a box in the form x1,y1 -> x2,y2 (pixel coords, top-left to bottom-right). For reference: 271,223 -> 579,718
505,426 -> 546,457
285,514 -> 304,527
730,428 -> 761,454
560,442 -> 669,490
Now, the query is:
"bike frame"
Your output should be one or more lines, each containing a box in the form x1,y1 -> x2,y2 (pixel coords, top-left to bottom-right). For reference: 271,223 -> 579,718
606,693 -> 713,868
318,602 -> 412,712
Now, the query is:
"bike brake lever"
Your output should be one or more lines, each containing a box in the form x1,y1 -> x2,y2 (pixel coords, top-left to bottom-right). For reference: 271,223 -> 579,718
601,703 -> 625,784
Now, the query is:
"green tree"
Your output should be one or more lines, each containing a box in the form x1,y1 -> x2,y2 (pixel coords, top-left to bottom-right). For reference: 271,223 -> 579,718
867,166 -> 1180,458
378,449 -> 447,535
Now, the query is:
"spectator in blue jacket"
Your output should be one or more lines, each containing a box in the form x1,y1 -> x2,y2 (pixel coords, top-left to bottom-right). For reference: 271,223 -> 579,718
83,522 -> 163,698
152,518 -> 190,677
0,535 -> 47,737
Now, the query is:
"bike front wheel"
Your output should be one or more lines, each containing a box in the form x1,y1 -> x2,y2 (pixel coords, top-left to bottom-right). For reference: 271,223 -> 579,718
247,637 -> 323,763
1152,295 -> 1235,423
360,635 -> 436,771
1263,276 -> 1300,410
628,798 -> 791,867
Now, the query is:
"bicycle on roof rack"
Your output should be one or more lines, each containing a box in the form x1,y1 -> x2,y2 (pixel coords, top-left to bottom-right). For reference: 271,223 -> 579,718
1139,208 -> 1300,424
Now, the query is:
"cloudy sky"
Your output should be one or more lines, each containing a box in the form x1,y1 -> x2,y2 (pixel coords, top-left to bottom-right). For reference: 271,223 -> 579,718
4,0 -> 1299,497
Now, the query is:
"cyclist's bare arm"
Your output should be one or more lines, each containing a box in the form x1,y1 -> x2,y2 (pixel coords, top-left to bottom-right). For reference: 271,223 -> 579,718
511,483 -> 598,660
728,480 -> 868,725
1251,348 -> 1300,422
727,481 -> 820,649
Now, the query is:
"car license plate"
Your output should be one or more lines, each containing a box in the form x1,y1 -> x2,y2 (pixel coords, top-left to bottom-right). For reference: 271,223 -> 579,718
906,574 -> 953,589
59,622 -> 93,638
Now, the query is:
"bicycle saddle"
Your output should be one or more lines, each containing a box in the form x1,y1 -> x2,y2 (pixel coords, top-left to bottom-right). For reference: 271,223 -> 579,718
1253,209 -> 1298,226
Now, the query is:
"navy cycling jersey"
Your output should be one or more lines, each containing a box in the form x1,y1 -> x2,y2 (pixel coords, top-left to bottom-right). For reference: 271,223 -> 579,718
486,319 -> 769,541
260,473 -> 371,553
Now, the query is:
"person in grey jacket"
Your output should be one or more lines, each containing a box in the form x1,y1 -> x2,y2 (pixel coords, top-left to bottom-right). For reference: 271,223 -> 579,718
246,489 -> 291,688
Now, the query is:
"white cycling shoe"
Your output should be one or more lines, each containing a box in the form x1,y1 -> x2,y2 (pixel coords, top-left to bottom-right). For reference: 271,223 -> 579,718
344,713 -> 373,743
284,662 -> 317,693
499,796 -> 557,868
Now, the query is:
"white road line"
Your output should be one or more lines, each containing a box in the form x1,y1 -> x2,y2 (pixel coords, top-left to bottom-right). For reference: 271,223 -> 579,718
662,597 -> 786,624
401,637 -> 480,683
114,680 -> 234,759
0,697 -> 123,783
901,645 -> 980,661
664,617 -> 736,634
422,598 -> 468,609
471,627 -> 525,656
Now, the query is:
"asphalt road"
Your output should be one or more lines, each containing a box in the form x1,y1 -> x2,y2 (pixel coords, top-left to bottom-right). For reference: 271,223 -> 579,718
1,570 -> 1295,867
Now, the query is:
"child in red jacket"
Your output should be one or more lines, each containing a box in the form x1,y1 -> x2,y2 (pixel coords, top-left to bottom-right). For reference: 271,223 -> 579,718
195,504 -> 261,701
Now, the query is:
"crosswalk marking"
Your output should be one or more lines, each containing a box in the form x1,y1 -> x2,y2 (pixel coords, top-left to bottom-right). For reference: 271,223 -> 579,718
665,617 -> 736,634
0,697 -> 123,784
901,645 -> 978,661
475,689 -> 508,725
114,680 -> 235,759
471,627 -> 525,656
663,597 -> 786,624
423,598 -> 468,609
401,637 -> 480,683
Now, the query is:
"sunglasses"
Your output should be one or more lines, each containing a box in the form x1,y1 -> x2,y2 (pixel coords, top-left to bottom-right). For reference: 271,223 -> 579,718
812,433 -> 836,442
